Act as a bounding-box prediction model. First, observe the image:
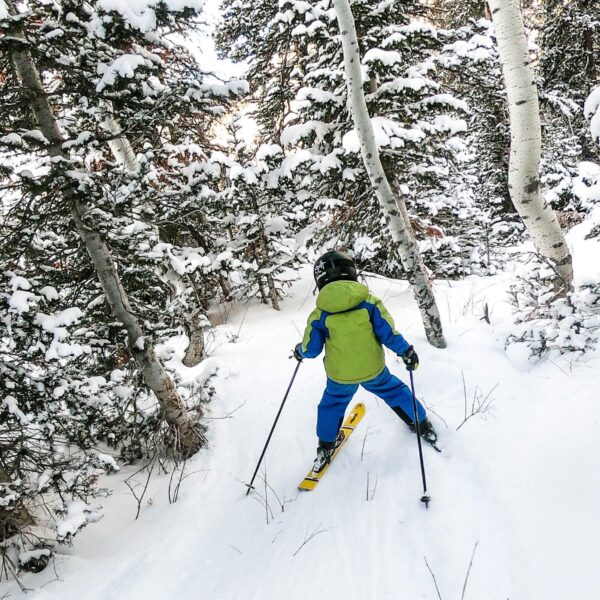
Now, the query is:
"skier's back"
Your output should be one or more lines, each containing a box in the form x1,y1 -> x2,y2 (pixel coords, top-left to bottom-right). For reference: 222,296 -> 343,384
294,250 -> 437,471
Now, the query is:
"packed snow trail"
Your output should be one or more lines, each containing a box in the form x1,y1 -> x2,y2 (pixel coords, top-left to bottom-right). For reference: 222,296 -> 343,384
7,269 -> 600,600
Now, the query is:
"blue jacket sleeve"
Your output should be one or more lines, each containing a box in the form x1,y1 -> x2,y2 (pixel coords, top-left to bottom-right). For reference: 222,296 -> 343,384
298,308 -> 327,358
368,297 -> 411,356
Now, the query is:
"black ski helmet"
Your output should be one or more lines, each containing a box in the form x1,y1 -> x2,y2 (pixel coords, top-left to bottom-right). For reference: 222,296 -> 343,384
313,250 -> 357,290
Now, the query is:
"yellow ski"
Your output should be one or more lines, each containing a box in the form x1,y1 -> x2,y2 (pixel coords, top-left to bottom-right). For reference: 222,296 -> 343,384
298,402 -> 366,491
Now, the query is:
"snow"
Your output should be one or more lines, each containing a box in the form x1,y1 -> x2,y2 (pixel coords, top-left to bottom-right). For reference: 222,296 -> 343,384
43,28 -> 64,40
572,161 -> 600,207
3,395 -> 30,424
399,22 -> 437,37
342,116 -> 426,152
9,274 -> 31,291
95,0 -> 204,34
584,87 -> 600,143
147,243 -> 212,275
264,216 -> 288,235
1,133 -> 24,146
432,115 -> 468,135
296,86 -> 343,106
0,0 -> 8,20
56,500 -> 102,539
202,79 -> 249,97
566,200 -> 600,287
9,267 -> 600,600
8,289 -> 37,314
19,549 -> 52,564
255,144 -> 283,161
280,150 -> 313,178
376,76 -> 431,95
34,307 -> 84,333
96,54 -> 149,92
95,452 -> 121,472
31,308 -> 87,360
280,121 -> 334,147
22,129 -> 50,143
362,48 -> 402,66
315,153 -> 342,174
419,93 -> 469,113
62,131 -> 94,149
40,286 -> 59,301
443,34 -> 495,63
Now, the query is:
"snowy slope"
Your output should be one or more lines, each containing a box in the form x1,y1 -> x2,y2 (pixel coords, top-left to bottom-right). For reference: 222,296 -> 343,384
4,268 -> 600,600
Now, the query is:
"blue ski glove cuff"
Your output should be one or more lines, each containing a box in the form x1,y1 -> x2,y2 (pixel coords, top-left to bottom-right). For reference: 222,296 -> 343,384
401,345 -> 419,371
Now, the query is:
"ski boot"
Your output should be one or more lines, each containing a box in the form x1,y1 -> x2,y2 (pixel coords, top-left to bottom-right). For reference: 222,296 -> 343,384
410,418 -> 441,451
411,417 -> 438,445
312,440 -> 336,473
392,406 -> 439,448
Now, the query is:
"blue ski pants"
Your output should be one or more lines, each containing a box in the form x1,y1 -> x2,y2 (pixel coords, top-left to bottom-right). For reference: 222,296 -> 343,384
317,366 -> 426,443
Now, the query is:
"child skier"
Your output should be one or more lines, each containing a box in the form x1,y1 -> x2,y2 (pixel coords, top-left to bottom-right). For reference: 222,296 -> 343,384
294,250 -> 437,472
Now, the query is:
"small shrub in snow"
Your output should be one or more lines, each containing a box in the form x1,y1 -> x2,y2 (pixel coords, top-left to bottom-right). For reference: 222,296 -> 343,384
507,257 -> 600,357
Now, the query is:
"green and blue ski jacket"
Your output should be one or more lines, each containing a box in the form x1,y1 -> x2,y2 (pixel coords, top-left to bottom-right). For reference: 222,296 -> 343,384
298,280 -> 410,384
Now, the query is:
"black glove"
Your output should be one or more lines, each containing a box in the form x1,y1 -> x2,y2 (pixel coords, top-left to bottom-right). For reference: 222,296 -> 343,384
401,345 -> 419,371
292,344 -> 304,362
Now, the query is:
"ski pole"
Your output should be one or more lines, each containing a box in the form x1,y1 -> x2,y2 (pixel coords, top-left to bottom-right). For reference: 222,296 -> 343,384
245,361 -> 301,495
409,370 -> 431,509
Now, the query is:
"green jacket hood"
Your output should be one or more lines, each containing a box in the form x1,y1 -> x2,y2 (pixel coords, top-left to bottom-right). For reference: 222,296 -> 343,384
316,280 -> 369,313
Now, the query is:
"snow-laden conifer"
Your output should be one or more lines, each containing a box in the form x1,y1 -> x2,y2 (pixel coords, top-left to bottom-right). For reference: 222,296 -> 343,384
219,0 -> 484,281
219,132 -> 308,309
539,0 -> 600,216
0,0 -> 243,566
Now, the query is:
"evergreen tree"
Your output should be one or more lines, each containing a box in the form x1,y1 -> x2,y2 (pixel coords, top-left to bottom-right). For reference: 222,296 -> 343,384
0,0 -> 243,565
539,0 -> 600,213
219,0 -> 486,280
437,18 -> 522,267
218,135 -> 308,309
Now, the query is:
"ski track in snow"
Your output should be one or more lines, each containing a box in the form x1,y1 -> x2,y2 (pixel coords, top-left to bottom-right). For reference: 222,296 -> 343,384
6,268 -> 600,600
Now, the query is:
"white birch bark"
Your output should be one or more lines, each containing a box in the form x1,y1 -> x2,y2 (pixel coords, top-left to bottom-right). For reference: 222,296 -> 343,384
182,308 -> 208,367
101,109 -> 208,366
6,0 -> 204,456
332,0 -> 446,348
102,109 -> 141,174
489,0 -> 573,289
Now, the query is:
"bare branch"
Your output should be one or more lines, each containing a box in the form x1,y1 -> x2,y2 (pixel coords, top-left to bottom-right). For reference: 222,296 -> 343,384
461,540 -> 480,600
423,556 -> 443,600
293,523 -> 330,557
456,377 -> 498,431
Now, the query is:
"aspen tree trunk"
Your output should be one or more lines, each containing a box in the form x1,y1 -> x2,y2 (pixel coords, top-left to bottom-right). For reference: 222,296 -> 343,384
332,0 -> 446,348
259,234 -> 281,311
101,110 -> 208,366
6,0 -> 204,456
182,308 -> 207,367
102,110 -> 141,174
489,0 -> 573,289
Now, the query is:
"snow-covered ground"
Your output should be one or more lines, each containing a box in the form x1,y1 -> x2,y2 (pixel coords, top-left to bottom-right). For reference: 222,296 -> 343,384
4,267 -> 600,600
